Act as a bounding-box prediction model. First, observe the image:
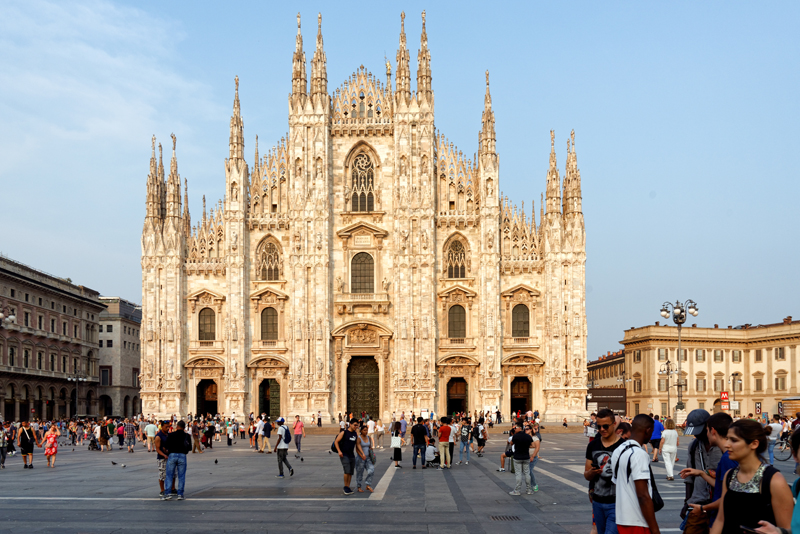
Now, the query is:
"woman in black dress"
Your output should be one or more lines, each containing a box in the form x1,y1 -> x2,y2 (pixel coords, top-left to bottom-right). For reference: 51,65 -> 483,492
391,421 -> 405,468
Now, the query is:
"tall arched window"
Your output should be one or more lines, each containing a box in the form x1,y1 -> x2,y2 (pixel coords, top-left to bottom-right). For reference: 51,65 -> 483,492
512,304 -> 530,337
446,240 -> 466,278
351,154 -> 375,212
259,242 -> 280,281
198,308 -> 216,341
448,305 -> 466,338
261,307 -> 278,340
351,252 -> 374,293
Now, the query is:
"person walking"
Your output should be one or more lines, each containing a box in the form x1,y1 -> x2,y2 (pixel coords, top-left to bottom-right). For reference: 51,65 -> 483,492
765,414 -> 783,466
659,419 -> 679,480
0,422 -> 12,469
584,409 -> 624,534
292,415 -> 306,457
457,418 -> 471,465
273,417 -> 293,479
410,417 -> 429,469
529,423 -> 541,492
43,423 -> 61,468
650,415 -> 664,462
390,421 -> 405,468
375,420 -> 385,449
508,422 -> 533,495
475,418 -> 488,457
145,420 -> 158,452
124,418 -> 137,453
355,424 -> 375,492
227,421 -> 235,446
334,418 -> 363,495
191,420 -> 203,454
680,410 -> 724,534
17,420 -> 40,469
163,420 -> 191,500
709,419 -> 793,534
610,414 -> 660,534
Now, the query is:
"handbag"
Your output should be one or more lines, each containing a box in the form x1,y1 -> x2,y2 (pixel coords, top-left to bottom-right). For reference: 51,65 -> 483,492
391,435 -> 402,448
369,449 -> 377,464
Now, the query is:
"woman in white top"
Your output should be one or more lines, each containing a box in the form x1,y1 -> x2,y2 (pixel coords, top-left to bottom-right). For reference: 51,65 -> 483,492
659,418 -> 680,480
374,420 -> 385,449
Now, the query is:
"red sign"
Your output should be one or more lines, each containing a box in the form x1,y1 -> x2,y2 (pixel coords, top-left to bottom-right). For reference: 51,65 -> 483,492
720,392 -> 729,401
721,401 -> 730,411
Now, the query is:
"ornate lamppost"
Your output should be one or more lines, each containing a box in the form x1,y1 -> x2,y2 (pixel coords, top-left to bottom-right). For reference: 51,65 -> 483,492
729,372 -> 742,415
0,306 -> 16,329
67,371 -> 88,417
660,300 -> 699,415
658,360 -> 678,417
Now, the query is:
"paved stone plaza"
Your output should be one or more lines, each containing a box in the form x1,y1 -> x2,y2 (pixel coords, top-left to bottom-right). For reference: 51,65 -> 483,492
1,432 -> 797,533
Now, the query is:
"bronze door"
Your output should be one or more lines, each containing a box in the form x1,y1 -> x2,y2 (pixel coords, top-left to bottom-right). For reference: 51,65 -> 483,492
347,357 -> 379,418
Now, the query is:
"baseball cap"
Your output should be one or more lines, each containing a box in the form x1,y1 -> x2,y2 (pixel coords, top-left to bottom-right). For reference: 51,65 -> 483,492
683,409 -> 710,436
276,417 -> 285,423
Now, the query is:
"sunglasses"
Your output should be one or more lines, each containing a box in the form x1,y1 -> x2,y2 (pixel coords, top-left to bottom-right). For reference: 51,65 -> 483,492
598,424 -> 613,430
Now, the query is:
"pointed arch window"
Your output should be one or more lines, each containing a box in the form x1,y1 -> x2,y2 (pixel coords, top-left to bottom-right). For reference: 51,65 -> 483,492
199,308 -> 215,341
448,305 -> 466,338
512,304 -> 530,337
351,154 -> 375,212
261,307 -> 278,340
259,242 -> 281,281
351,252 -> 374,293
446,240 -> 466,279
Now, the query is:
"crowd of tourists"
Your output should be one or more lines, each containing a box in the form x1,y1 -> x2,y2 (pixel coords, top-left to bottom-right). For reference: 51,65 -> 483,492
582,408 -> 800,534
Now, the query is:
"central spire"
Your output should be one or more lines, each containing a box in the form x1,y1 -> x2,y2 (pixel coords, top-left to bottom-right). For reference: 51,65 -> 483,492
545,130 -> 561,216
395,11 -> 411,104
229,76 -> 244,161
479,70 -> 496,156
416,10 -> 432,103
292,13 -> 307,99
310,12 -> 327,99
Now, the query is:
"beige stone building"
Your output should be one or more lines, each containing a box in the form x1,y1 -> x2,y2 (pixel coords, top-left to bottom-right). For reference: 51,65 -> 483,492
588,350 -> 625,389
140,12 -> 588,422
0,255 -> 104,420
98,297 -> 142,417
620,317 -> 799,418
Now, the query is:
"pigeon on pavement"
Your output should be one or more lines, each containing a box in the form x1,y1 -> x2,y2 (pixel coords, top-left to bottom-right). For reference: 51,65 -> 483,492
111,461 -> 118,465
214,459 -> 218,464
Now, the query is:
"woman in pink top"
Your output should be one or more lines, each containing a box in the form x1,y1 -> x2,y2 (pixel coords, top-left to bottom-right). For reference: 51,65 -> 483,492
293,415 -> 306,456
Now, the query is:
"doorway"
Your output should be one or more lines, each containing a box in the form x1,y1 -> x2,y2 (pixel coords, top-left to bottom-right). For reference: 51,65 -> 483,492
98,395 -> 113,417
196,379 -> 218,416
258,379 -> 281,419
510,377 -> 532,416
346,357 -> 379,419
447,377 -> 468,415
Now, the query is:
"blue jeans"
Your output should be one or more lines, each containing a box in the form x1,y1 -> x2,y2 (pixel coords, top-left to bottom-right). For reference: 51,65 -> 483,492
355,456 -> 374,489
166,453 -> 187,496
412,444 -> 426,466
529,456 -> 539,486
459,441 -> 470,462
768,440 -> 776,465
592,501 -> 618,534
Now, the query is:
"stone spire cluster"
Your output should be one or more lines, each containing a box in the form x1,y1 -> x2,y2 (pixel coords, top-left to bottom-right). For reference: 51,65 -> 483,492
291,13 -> 307,102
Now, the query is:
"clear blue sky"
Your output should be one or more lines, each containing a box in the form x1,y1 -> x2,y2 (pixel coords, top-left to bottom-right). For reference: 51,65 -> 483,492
1,1 -> 798,360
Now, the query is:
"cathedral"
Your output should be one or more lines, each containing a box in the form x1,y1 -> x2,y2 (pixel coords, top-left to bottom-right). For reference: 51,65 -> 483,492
140,12 -> 588,422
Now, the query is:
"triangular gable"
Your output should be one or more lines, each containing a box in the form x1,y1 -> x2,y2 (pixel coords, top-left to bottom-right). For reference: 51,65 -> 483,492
337,221 -> 389,238
501,283 -> 540,299
250,286 -> 289,302
437,284 -> 477,299
187,288 -> 226,302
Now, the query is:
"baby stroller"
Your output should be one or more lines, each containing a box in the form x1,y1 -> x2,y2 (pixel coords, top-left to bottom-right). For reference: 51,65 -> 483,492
88,434 -> 100,451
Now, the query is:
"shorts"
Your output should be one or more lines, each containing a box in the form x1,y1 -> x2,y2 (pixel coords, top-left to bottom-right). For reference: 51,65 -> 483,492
476,438 -> 486,447
126,438 -> 135,447
617,526 -> 652,534
158,458 -> 167,481
340,455 -> 355,475
147,436 -> 155,446
504,450 -> 513,457
20,444 -> 34,455
650,439 -> 661,449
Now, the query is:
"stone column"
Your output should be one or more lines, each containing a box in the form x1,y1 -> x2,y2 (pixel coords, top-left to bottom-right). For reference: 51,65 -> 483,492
54,401 -> 60,421
14,399 -> 20,422
790,345 -> 797,395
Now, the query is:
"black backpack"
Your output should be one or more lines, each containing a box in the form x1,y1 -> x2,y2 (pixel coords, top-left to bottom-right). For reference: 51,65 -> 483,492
331,430 -> 344,452
471,425 -> 480,439
613,442 -> 664,512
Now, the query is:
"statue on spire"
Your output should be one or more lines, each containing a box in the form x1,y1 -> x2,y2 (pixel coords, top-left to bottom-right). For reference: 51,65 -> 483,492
171,133 -> 176,153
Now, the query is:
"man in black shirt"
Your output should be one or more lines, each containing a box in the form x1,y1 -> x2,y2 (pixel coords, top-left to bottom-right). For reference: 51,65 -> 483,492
410,417 -> 429,469
334,418 -> 364,496
583,409 -> 623,534
163,420 -> 191,501
509,422 -> 534,495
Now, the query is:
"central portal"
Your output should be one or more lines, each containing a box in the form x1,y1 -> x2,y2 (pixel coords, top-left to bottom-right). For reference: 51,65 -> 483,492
346,356 -> 379,418
447,377 -> 468,415
258,379 -> 281,419
196,379 -> 218,417
510,377 -> 532,415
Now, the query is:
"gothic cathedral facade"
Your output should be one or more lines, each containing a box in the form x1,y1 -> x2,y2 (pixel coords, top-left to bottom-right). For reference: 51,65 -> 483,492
140,13 -> 588,422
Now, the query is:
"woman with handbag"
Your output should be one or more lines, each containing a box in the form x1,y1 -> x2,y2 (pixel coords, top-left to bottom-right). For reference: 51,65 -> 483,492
391,422 -> 405,468
355,425 -> 376,492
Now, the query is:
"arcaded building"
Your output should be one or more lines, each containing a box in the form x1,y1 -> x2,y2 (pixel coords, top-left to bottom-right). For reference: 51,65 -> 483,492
140,12 -> 588,422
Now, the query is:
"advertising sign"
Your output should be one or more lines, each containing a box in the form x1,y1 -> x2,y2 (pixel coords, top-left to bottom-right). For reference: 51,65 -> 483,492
721,401 -> 730,411
755,402 -> 762,414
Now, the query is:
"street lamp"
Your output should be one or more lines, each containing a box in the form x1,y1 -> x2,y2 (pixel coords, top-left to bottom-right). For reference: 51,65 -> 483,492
67,371 -> 88,417
659,299 -> 698,412
729,372 -> 742,415
658,360 -> 678,417
0,306 -> 17,328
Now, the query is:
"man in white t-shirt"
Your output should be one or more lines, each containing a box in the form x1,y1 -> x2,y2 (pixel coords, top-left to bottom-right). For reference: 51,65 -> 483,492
367,419 -> 376,435
610,414 -> 660,534
254,418 -> 266,453
273,417 -> 293,478
767,414 -> 783,465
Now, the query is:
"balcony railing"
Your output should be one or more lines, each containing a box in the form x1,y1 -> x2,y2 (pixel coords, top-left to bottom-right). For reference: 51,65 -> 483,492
439,338 -> 474,348
261,340 -> 277,347
189,340 -> 224,351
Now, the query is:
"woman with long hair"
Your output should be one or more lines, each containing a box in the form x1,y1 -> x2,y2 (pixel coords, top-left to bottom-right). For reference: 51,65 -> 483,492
710,420 -> 792,534
43,423 -> 61,468
755,428 -> 800,534
660,418 -> 679,480
355,424 -> 375,492
391,421 -> 405,468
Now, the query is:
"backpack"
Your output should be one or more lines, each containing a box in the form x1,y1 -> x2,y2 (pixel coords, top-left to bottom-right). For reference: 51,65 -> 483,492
282,425 -> 292,444
331,430 -> 344,453
613,442 -> 664,512
471,426 -> 480,439
460,425 -> 470,442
